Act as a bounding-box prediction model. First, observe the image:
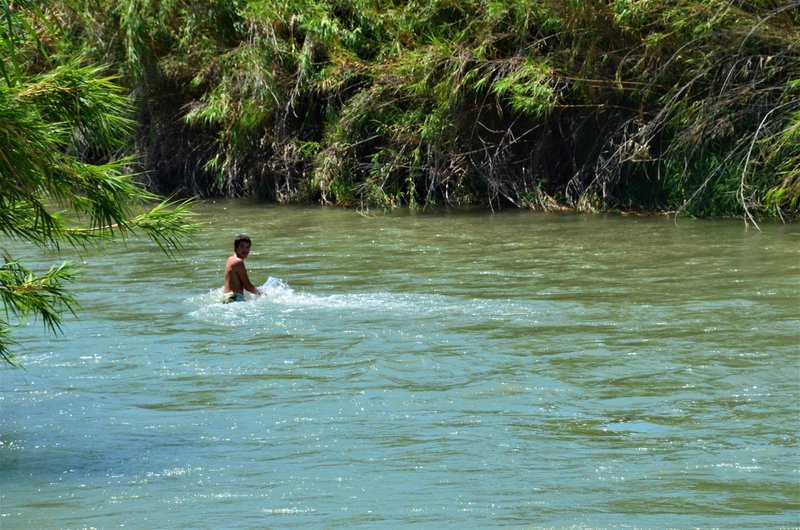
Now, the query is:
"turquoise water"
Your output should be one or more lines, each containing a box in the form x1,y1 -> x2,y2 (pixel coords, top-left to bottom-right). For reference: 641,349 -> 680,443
2,202 -> 799,528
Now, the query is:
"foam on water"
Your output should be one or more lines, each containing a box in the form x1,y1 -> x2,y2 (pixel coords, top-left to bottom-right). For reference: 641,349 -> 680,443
187,276 -> 549,329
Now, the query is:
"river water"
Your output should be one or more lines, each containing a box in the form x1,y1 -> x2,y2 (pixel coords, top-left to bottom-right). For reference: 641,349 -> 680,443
1,201 -> 798,528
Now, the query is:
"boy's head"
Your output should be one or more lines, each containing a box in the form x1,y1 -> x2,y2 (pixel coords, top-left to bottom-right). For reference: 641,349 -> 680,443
234,234 -> 252,250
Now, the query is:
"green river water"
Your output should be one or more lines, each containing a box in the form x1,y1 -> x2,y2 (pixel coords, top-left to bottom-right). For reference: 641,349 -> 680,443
1,201 -> 799,528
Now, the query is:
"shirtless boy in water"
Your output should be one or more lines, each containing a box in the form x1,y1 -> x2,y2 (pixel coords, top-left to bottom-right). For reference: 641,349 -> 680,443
223,234 -> 262,303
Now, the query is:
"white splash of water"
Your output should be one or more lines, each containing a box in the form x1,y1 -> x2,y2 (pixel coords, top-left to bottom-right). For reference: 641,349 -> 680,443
187,276 -> 546,330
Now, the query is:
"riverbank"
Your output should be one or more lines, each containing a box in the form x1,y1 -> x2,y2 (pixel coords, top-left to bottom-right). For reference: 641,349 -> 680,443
5,2 -> 799,220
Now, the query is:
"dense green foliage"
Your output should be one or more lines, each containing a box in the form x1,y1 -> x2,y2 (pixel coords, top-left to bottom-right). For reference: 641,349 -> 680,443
13,1 -> 800,220
1,2 -> 196,365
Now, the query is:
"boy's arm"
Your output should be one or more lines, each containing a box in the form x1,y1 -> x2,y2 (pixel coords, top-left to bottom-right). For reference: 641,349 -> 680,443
235,262 -> 261,295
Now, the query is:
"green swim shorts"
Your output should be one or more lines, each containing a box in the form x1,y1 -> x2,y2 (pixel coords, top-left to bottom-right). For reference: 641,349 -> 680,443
222,292 -> 245,304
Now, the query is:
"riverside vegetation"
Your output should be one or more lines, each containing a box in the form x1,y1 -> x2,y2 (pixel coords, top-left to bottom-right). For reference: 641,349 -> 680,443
1,1 -> 197,364
3,1 -> 800,221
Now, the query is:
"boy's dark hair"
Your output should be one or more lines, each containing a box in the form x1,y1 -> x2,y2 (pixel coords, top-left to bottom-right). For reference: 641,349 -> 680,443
234,234 -> 252,249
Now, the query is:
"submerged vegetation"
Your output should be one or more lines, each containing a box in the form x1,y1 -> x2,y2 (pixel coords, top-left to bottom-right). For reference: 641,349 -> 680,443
6,1 -> 800,220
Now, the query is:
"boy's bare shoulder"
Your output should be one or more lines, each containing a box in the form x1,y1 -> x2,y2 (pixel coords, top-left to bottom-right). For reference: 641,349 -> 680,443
226,255 -> 245,267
